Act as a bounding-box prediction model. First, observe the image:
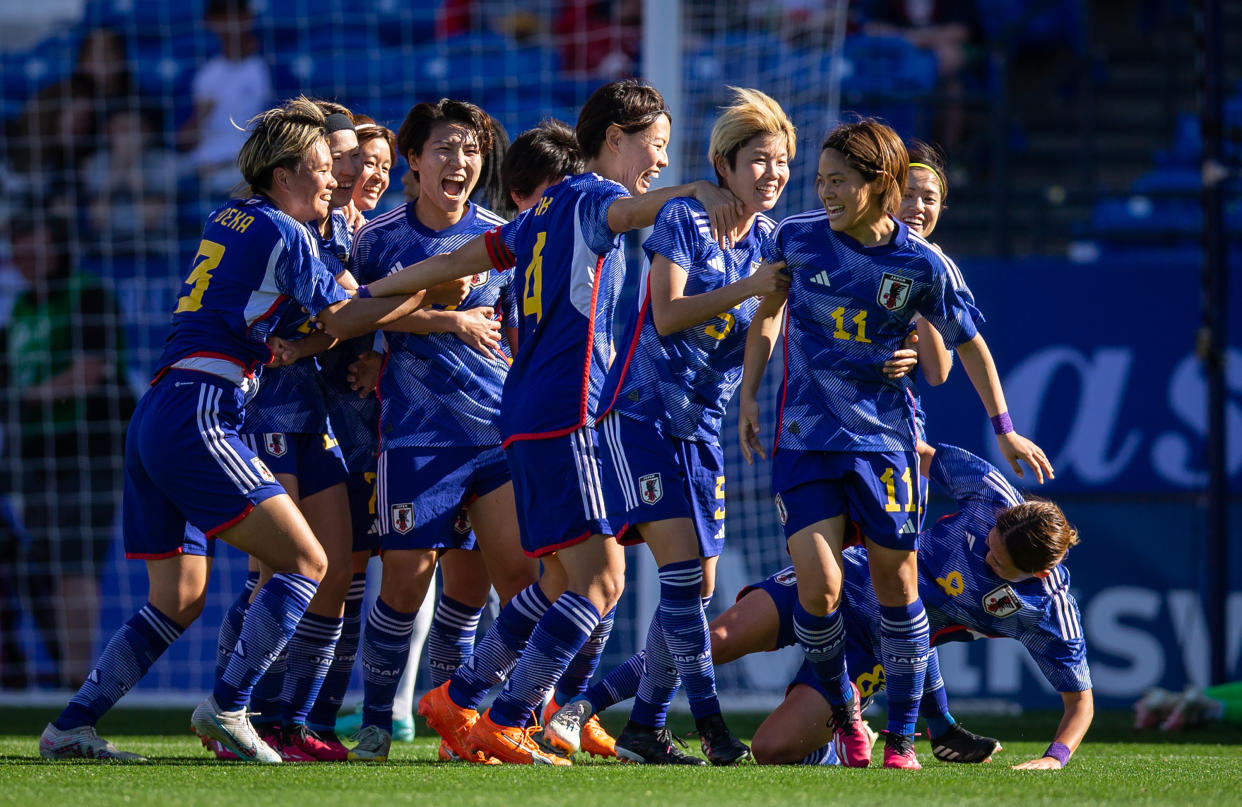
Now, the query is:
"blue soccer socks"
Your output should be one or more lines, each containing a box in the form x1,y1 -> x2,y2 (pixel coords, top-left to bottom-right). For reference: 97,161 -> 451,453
880,600 -> 931,736
213,572 -> 318,713
427,596 -> 483,689
448,582 -> 551,710
793,601 -> 852,706
54,603 -> 183,730
359,597 -> 417,733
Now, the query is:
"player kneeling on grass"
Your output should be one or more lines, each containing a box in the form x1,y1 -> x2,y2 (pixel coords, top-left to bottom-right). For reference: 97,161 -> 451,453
38,97 -> 446,763
720,442 -> 1092,769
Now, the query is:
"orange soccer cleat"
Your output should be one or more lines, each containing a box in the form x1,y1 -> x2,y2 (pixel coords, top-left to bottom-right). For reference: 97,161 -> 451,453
467,709 -> 572,766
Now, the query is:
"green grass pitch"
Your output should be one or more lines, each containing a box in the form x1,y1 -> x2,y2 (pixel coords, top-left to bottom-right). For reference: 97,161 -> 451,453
3,708 -> 1240,806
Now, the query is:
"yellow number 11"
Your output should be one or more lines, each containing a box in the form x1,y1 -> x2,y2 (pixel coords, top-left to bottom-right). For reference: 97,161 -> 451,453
880,466 -> 914,512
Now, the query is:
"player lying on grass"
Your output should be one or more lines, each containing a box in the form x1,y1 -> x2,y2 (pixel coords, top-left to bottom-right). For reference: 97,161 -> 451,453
561,443 -> 1090,769
740,442 -> 1091,770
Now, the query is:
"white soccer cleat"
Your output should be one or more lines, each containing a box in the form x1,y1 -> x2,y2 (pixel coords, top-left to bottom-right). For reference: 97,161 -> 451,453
39,723 -> 147,761
190,695 -> 282,764
536,698 -> 591,757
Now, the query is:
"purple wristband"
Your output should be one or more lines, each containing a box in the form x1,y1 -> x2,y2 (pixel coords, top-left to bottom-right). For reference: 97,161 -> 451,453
1043,741 -> 1071,767
356,285 -> 372,298
991,411 -> 1014,435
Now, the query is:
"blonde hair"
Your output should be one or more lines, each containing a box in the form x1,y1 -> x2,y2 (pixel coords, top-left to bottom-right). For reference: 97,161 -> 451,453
237,95 -> 328,195
708,87 -> 796,182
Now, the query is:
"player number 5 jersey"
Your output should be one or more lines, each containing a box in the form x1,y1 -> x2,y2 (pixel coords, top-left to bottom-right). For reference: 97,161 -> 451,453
600,197 -> 775,443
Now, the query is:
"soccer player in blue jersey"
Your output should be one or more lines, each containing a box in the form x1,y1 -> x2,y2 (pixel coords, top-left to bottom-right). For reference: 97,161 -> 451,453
213,101 -> 362,763
305,116 -> 398,746
361,79 -> 745,765
538,87 -> 795,766
345,98 -> 541,763
738,119 -> 1054,768
38,97 -> 439,763
734,443 -> 1091,771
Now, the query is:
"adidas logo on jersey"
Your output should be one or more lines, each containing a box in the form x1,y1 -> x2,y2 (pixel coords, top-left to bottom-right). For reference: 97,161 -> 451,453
899,518 -> 918,535
809,270 -> 832,287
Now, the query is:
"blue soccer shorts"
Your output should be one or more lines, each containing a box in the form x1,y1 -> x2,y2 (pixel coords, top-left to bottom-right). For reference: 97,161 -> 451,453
123,370 -> 286,559
505,426 -> 612,558
597,413 -> 728,558
346,469 -> 379,555
735,565 -> 800,651
238,431 -> 348,499
772,449 -> 922,550
375,445 -> 505,551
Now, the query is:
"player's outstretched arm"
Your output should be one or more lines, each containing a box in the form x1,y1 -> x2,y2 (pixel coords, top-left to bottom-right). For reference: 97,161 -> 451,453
956,333 -> 1054,483
608,180 -> 744,246
738,291 -> 786,465
381,306 -> 501,357
363,235 -> 494,297
650,257 -> 788,336
316,293 -> 428,341
1012,689 -> 1093,770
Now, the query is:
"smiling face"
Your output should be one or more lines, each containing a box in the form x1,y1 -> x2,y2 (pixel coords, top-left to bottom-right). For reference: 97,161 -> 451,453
326,128 -> 361,210
276,138 -> 336,223
612,113 -> 670,195
718,131 -> 789,216
899,166 -> 943,237
816,148 -> 887,240
410,121 -> 483,223
353,137 -> 393,212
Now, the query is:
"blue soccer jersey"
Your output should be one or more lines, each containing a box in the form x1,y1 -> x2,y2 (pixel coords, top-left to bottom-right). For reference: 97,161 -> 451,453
598,198 -> 775,442
243,209 -> 352,435
353,202 -> 514,450
767,213 -> 982,453
154,196 -> 351,382
483,172 -> 630,443
841,444 -> 1091,694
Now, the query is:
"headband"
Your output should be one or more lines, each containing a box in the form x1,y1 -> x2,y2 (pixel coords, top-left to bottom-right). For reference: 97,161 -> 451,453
324,113 -> 355,133
354,122 -> 377,131
909,162 -> 945,196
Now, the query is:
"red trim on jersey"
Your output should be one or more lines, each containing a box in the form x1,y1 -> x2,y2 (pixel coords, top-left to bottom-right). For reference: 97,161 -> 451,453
523,529 -> 594,558
771,307 -> 791,455
126,547 -> 186,560
502,422 -> 585,448
373,350 -> 391,452
615,522 -> 643,546
205,503 -> 256,538
931,624 -> 1000,645
578,254 -> 605,427
596,283 -> 650,422
484,227 -> 515,270
151,352 -> 255,385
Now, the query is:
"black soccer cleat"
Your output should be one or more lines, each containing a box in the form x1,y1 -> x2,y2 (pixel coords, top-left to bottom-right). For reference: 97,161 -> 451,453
929,723 -> 1001,763
615,721 -> 708,766
695,713 -> 751,766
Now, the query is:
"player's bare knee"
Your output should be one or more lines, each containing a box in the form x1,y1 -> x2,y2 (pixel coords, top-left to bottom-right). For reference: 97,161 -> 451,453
599,566 -> 626,611
294,542 -> 329,582
750,731 -> 788,765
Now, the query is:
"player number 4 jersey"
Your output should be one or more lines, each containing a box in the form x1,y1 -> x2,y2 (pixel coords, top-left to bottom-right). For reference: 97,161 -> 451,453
768,211 -> 983,453
483,172 -> 630,444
